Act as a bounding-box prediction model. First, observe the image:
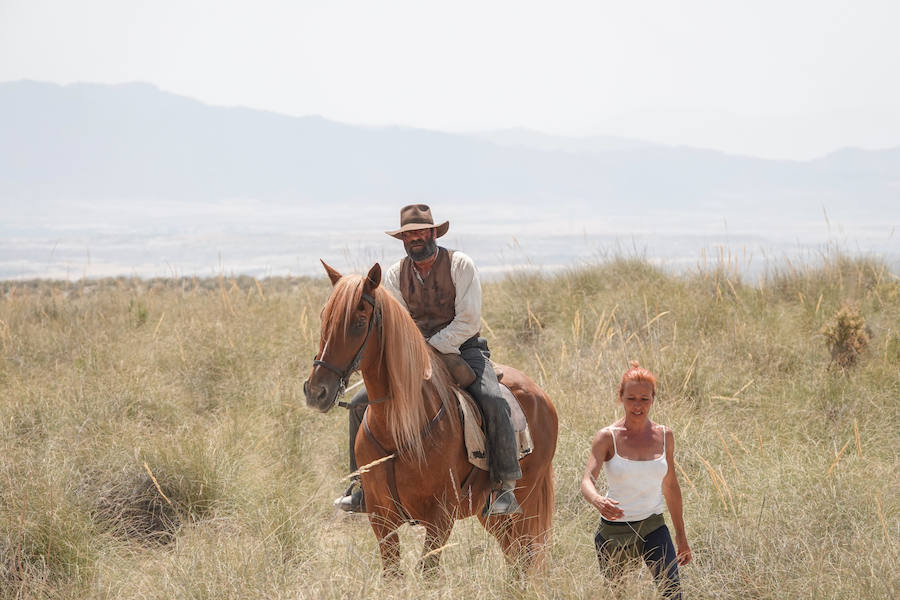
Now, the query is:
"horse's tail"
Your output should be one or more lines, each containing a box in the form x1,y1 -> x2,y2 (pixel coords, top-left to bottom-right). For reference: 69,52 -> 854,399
484,368 -> 557,575
523,464 -> 554,569
521,391 -> 557,570
493,460 -> 555,574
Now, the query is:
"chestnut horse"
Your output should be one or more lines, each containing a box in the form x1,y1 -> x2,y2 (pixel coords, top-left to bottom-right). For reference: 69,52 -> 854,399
303,262 -> 558,577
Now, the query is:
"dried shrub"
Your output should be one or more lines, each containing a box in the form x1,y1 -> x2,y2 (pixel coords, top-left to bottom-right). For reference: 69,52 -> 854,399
93,469 -> 181,545
822,304 -> 870,368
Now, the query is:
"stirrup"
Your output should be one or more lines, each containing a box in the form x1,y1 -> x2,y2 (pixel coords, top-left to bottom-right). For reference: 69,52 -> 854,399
333,479 -> 366,513
481,486 -> 521,517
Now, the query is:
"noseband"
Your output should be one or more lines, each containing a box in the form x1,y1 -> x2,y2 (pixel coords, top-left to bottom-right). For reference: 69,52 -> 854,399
313,292 -> 382,403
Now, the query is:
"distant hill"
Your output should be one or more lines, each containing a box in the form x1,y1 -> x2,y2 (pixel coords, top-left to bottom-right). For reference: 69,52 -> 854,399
1,80 -> 898,222
468,128 -> 657,153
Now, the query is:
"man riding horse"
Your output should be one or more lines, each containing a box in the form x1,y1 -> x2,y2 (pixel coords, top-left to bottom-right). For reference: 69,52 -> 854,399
335,204 -> 522,516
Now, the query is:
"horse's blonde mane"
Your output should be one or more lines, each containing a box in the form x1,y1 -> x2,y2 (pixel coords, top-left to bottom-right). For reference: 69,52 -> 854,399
321,275 -> 366,342
322,273 -> 457,463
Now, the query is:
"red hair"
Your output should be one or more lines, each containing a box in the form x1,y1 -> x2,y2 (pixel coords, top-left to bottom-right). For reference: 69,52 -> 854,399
618,361 -> 658,398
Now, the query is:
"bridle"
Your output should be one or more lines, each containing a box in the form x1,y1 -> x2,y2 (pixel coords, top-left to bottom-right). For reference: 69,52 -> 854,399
311,292 -> 382,406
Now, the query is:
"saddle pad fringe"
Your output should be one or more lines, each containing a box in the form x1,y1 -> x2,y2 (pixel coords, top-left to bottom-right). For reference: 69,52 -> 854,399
455,387 -> 533,471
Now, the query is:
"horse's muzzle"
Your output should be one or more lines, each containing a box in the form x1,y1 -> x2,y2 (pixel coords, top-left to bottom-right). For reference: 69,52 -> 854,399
303,377 -> 336,412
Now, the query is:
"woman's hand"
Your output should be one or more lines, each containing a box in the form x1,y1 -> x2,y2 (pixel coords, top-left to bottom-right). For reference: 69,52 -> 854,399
589,494 -> 624,520
675,536 -> 692,566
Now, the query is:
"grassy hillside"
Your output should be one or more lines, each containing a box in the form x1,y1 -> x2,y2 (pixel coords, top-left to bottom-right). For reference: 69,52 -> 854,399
1,253 -> 897,599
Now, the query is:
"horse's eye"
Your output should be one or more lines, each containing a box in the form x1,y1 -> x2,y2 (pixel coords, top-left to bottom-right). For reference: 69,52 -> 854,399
350,316 -> 367,334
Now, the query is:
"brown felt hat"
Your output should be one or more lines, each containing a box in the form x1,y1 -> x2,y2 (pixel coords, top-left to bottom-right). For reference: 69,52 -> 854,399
385,204 -> 449,239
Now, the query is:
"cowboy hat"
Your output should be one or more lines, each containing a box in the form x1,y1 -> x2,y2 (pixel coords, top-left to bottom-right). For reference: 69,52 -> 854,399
385,204 -> 449,239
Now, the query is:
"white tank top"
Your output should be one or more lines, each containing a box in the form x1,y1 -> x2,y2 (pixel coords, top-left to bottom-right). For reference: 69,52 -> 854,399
602,426 -> 667,521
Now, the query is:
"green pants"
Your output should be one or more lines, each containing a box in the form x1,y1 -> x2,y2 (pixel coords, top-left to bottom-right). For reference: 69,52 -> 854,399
595,513 -> 666,562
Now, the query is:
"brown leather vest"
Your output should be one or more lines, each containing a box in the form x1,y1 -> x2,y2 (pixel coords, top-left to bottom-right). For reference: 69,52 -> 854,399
398,247 -> 456,338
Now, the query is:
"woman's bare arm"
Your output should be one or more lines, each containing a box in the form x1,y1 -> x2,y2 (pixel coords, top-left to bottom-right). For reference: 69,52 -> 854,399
581,428 -> 624,520
661,427 -> 692,565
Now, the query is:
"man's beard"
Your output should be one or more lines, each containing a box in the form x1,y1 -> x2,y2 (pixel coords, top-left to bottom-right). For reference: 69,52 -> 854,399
405,238 -> 437,262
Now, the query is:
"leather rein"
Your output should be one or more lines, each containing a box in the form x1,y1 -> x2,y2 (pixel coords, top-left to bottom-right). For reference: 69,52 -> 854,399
312,292 -> 381,408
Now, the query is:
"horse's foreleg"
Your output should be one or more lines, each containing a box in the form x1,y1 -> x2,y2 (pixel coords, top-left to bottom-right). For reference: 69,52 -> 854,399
419,516 -> 453,578
369,514 -> 403,578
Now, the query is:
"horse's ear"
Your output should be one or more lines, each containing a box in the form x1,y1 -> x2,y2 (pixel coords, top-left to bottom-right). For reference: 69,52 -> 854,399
364,263 -> 382,292
321,259 -> 342,286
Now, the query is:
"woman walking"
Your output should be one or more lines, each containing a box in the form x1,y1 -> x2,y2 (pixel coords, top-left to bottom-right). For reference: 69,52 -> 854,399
581,362 -> 691,598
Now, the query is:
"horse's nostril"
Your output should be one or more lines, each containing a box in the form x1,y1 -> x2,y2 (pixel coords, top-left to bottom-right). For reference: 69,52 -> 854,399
303,379 -> 330,407
303,379 -> 317,403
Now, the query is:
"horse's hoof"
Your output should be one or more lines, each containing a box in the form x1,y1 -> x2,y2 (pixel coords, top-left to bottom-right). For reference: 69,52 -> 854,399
419,561 -> 442,580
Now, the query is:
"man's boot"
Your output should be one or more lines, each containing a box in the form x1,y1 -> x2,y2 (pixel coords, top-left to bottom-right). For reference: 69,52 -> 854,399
483,479 -> 521,516
334,482 -> 366,513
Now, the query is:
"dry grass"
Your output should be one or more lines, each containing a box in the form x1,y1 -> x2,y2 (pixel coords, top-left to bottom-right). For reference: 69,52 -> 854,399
1,252 -> 898,599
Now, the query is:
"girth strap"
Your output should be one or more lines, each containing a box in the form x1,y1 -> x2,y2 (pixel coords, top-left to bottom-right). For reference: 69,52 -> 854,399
361,403 -> 447,524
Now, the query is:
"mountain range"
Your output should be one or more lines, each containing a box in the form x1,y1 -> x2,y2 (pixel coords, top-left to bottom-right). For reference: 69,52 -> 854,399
1,80 -> 898,224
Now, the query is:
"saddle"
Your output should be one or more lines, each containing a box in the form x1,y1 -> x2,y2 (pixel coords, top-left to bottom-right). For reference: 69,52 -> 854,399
437,351 -> 505,387
455,385 -> 533,472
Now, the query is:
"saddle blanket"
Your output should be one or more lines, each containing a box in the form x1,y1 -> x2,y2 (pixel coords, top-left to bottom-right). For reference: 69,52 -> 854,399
455,385 -> 533,472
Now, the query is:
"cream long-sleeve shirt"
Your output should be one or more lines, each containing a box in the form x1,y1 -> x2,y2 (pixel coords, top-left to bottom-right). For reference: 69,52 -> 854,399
383,249 -> 482,355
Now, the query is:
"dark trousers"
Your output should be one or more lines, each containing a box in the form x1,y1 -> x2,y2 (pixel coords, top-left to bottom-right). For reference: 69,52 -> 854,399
346,336 -> 522,483
458,336 -> 522,482
347,390 -> 368,474
594,524 -> 681,599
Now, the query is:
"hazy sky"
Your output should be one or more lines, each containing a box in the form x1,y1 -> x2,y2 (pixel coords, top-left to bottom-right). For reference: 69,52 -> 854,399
2,0 -> 898,160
